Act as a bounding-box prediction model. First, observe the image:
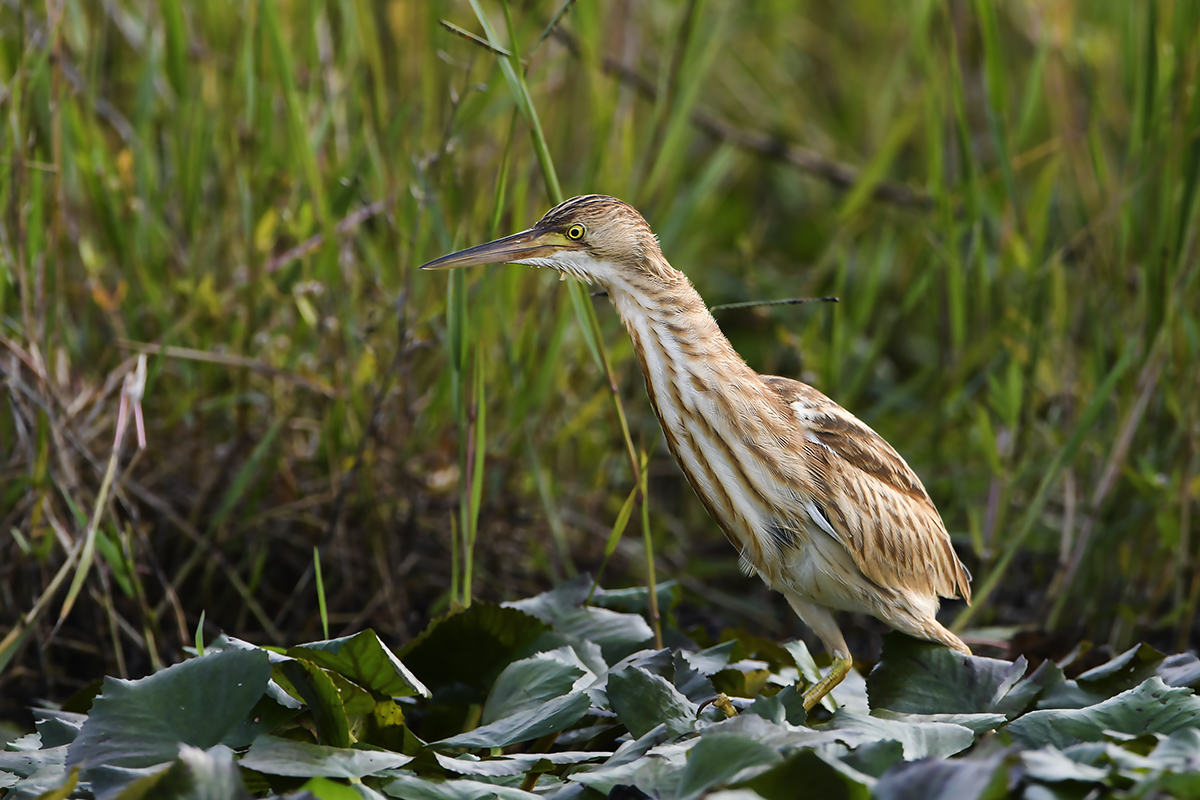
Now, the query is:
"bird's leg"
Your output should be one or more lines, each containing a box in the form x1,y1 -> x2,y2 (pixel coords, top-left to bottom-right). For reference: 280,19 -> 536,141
697,693 -> 739,718
801,654 -> 852,712
784,593 -> 853,712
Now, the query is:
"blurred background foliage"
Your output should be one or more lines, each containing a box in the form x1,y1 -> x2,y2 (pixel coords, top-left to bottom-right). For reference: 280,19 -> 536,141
1,0 -> 1198,726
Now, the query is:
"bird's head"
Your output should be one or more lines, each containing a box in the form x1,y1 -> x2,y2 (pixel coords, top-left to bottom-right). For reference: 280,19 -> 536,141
420,195 -> 673,287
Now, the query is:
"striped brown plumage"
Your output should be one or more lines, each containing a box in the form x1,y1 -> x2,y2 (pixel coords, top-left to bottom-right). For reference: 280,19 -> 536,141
422,194 -> 972,710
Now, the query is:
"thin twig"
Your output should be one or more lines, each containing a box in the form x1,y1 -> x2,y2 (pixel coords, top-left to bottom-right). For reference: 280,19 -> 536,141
0,157 -> 58,172
710,296 -> 839,313
438,19 -> 515,59
117,341 -> 337,397
591,291 -> 839,313
535,0 -> 580,50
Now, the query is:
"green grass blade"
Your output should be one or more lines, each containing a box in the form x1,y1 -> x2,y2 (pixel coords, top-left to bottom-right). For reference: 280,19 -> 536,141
587,483 -> 640,603
638,449 -> 661,650
195,609 -> 206,657
314,547 -> 329,640
210,418 -> 286,532
464,341 -> 488,608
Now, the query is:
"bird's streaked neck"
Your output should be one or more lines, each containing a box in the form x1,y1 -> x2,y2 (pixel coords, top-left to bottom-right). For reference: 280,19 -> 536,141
595,251 -> 794,575
522,246 -> 755,381
599,253 -> 742,365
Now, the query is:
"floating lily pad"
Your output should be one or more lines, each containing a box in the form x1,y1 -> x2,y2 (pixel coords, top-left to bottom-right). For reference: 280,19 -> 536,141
0,744 -> 67,784
1158,654 -> 1200,689
739,748 -> 872,800
536,607 -> 654,665
32,711 -> 86,749
280,658 -> 351,748
66,649 -> 270,770
870,710 -> 1006,736
872,752 -> 1008,800
432,750 -> 604,777
1075,643 -> 1165,696
381,773 -> 541,799
745,685 -> 806,727
1148,726 -> 1200,770
289,630 -> 429,699
506,579 -> 655,663
399,605 -> 550,703
108,744 -> 249,800
840,739 -> 905,779
676,732 -> 783,799
1007,677 -> 1200,749
589,581 -> 680,617
433,691 -> 592,749
867,633 -> 1027,715
828,709 -> 975,759
1021,746 -> 1108,784
995,659 -> 1066,716
240,735 -> 412,778
568,739 -> 693,796
673,650 -> 716,704
607,665 -> 696,739
683,641 -> 738,675
481,649 -> 587,724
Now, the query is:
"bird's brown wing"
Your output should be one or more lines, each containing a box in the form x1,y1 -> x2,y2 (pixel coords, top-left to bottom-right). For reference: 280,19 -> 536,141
761,376 -> 971,603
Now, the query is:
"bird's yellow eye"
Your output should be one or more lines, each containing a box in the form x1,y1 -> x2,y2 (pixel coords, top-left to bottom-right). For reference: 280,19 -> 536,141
566,223 -> 586,241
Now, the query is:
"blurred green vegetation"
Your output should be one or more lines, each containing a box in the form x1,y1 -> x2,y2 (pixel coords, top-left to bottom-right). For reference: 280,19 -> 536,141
1,0 -> 1197,720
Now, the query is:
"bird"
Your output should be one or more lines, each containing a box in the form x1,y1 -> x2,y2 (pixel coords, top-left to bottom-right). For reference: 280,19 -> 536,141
421,194 -> 972,711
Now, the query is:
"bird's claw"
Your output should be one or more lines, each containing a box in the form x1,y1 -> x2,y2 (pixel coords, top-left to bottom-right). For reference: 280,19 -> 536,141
698,693 -> 739,718
800,654 -> 853,712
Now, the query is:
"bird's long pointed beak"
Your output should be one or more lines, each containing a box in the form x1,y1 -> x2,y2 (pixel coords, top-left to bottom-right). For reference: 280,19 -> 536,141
419,228 -> 563,270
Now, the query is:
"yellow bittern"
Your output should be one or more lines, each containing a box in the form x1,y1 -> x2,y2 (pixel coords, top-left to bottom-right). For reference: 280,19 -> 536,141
422,195 -> 972,710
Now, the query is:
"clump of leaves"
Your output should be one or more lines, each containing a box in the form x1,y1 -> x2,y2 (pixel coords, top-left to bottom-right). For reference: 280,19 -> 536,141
6,579 -> 1200,799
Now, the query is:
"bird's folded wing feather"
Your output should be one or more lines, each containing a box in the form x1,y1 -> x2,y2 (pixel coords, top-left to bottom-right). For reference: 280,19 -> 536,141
761,376 -> 971,603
